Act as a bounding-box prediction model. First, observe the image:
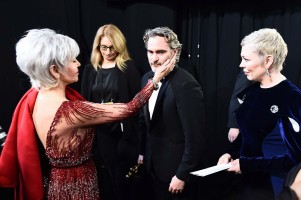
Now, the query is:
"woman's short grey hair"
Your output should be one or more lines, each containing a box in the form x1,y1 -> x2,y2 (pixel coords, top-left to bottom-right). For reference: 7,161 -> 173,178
143,27 -> 182,63
16,28 -> 80,89
241,28 -> 287,71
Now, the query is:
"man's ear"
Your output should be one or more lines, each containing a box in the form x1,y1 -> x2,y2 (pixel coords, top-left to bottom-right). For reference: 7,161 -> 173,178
173,49 -> 177,55
50,65 -> 60,79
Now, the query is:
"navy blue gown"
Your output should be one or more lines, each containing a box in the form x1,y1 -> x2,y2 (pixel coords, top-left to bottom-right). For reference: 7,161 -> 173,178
234,80 -> 301,199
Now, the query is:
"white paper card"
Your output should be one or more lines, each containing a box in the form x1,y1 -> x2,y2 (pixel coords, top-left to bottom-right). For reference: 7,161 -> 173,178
190,163 -> 232,177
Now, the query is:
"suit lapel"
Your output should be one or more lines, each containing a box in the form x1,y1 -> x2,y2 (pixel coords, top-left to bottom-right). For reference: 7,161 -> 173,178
155,78 -> 169,107
151,69 -> 176,121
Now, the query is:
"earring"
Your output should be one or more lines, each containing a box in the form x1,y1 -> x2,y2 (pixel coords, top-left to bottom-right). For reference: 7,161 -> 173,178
266,69 -> 271,77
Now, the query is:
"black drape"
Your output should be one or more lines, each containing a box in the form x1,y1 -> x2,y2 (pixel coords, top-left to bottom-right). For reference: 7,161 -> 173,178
1,0 -> 301,199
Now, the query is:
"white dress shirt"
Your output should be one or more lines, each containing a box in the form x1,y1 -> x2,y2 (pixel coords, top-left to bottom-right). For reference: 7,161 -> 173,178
148,82 -> 162,120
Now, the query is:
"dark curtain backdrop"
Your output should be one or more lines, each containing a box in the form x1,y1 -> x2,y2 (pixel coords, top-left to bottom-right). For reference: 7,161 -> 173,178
1,0 -> 301,199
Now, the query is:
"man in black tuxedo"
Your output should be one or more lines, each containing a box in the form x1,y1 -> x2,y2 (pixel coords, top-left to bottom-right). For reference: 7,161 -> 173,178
137,27 -> 206,200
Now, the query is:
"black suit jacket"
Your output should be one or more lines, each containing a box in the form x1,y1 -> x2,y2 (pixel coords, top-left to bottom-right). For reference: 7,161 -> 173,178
139,67 -> 206,183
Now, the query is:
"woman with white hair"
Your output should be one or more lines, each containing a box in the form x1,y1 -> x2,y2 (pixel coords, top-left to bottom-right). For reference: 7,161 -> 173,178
218,28 -> 301,199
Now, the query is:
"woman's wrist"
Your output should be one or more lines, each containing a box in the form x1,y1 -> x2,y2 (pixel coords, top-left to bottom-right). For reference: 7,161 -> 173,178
151,79 -> 159,90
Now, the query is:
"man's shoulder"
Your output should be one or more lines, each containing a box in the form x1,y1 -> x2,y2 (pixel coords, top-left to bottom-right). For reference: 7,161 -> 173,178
173,67 -> 199,83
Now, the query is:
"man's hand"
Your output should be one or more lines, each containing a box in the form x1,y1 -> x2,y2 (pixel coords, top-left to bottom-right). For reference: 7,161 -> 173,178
168,175 -> 185,194
228,128 -> 240,142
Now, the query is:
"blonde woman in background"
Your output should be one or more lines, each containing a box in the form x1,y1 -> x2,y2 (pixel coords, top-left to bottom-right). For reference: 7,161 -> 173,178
81,24 -> 142,200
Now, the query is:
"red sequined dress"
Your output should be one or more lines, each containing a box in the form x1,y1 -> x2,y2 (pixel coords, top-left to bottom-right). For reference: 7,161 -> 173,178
45,81 -> 154,200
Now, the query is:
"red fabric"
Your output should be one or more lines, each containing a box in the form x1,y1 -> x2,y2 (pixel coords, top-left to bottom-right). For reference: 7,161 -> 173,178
0,86 -> 84,200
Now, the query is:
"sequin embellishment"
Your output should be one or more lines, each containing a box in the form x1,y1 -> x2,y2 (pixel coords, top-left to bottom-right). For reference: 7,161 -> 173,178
44,81 -> 155,199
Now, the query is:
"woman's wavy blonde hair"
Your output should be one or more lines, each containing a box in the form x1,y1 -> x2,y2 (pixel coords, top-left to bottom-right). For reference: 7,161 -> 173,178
90,24 -> 131,71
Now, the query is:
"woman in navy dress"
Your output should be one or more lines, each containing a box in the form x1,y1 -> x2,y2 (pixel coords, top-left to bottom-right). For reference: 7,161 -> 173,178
218,28 -> 301,200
